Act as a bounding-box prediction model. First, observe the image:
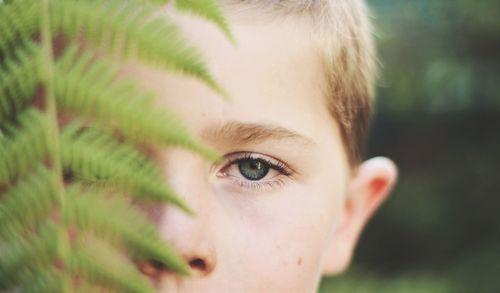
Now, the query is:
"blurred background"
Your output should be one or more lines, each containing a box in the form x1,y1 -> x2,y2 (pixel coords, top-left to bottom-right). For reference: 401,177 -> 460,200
320,0 -> 500,292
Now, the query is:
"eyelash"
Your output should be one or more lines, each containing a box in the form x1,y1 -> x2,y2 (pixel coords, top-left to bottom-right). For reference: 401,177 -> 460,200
217,152 -> 294,192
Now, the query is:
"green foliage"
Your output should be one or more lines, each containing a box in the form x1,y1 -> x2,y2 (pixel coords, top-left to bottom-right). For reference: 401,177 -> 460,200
0,0 -> 229,291
372,0 -> 500,113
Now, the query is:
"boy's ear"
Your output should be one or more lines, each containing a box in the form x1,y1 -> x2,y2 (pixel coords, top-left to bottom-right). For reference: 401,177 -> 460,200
322,157 -> 397,275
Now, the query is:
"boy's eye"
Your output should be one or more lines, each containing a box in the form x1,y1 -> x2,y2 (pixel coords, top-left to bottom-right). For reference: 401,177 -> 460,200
238,158 -> 270,181
217,152 -> 294,192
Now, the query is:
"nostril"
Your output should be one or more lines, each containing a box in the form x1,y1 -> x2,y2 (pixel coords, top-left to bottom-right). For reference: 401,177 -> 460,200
137,259 -> 165,282
140,257 -> 213,278
151,259 -> 167,271
189,258 -> 207,271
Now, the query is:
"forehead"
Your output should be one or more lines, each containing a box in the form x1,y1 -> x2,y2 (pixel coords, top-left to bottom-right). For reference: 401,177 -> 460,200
121,9 -> 347,171
140,11 -> 331,131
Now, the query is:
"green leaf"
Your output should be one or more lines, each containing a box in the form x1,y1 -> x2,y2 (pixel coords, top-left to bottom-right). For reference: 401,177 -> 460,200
176,0 -> 234,43
0,165 -> 56,240
54,46 -> 219,161
0,222 -> 58,288
0,108 -> 48,186
19,268 -> 63,293
0,0 -> 40,55
51,0 -> 227,97
66,186 -> 191,275
0,41 -> 40,122
69,234 -> 155,293
61,124 -> 192,212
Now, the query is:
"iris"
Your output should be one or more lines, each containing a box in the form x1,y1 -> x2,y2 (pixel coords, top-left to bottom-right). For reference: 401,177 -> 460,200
238,158 -> 270,181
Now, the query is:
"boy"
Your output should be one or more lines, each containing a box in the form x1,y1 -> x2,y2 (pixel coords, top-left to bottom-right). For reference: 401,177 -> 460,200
128,0 -> 398,291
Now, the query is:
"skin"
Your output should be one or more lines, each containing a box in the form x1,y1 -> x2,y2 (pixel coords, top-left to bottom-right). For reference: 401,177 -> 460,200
124,8 -> 397,293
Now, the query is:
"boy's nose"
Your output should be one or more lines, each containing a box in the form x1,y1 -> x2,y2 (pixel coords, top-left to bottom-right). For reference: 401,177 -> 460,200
141,149 -> 217,278
158,205 -> 217,277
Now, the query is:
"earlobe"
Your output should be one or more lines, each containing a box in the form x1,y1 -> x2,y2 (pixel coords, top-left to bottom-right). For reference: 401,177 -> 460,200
322,157 -> 397,275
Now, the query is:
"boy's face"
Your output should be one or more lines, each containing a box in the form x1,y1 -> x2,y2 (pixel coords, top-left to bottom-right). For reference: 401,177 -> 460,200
127,9 -> 396,293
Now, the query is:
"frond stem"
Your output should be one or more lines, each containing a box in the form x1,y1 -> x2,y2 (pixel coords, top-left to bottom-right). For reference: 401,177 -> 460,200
41,0 -> 71,290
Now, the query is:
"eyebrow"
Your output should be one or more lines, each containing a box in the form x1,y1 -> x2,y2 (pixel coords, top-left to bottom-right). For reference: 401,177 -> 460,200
201,121 -> 316,147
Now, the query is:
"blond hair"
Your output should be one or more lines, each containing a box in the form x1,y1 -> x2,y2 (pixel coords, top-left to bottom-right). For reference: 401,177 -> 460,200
225,0 -> 377,166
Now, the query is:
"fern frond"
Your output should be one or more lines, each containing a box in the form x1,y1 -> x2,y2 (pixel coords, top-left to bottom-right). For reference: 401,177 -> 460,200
0,222 -> 58,288
51,0 -> 226,97
70,234 -> 155,293
0,109 -> 48,186
75,282 -> 112,293
175,0 -> 234,43
54,46 -> 218,161
20,268 -> 62,293
0,0 -> 40,55
0,42 -> 40,122
128,0 -> 234,42
0,165 -> 56,240
1,0 -> 231,291
60,125 -> 192,212
66,186 -> 190,274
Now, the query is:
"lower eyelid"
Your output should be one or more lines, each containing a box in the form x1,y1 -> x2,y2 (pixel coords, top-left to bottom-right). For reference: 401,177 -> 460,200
228,176 -> 287,192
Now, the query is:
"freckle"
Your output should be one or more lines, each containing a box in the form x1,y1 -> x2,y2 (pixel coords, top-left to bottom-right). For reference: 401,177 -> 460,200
297,257 -> 302,266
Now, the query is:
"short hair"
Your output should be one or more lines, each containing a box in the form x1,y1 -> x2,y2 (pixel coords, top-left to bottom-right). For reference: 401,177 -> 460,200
224,0 -> 377,166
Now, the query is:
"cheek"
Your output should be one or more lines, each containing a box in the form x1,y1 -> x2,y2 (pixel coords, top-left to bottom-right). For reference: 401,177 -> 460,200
217,182 -> 342,287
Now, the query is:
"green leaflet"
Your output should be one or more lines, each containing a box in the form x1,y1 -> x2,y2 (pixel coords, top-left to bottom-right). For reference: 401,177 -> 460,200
69,234 -> 155,293
65,185 -> 190,275
51,0 -> 227,98
130,0 -> 235,42
176,0 -> 235,43
74,282 -> 110,293
0,42 -> 40,123
60,124 -> 193,212
0,109 -> 48,185
0,0 -> 41,55
0,222 -> 59,289
54,46 -> 219,161
19,268 -> 63,293
0,165 -> 56,240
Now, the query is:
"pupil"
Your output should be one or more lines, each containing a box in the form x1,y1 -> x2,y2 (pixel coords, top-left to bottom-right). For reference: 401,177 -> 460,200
238,158 -> 270,181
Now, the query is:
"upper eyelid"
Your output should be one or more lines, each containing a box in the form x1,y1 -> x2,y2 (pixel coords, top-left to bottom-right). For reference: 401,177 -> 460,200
224,151 -> 283,162
223,152 -> 293,175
